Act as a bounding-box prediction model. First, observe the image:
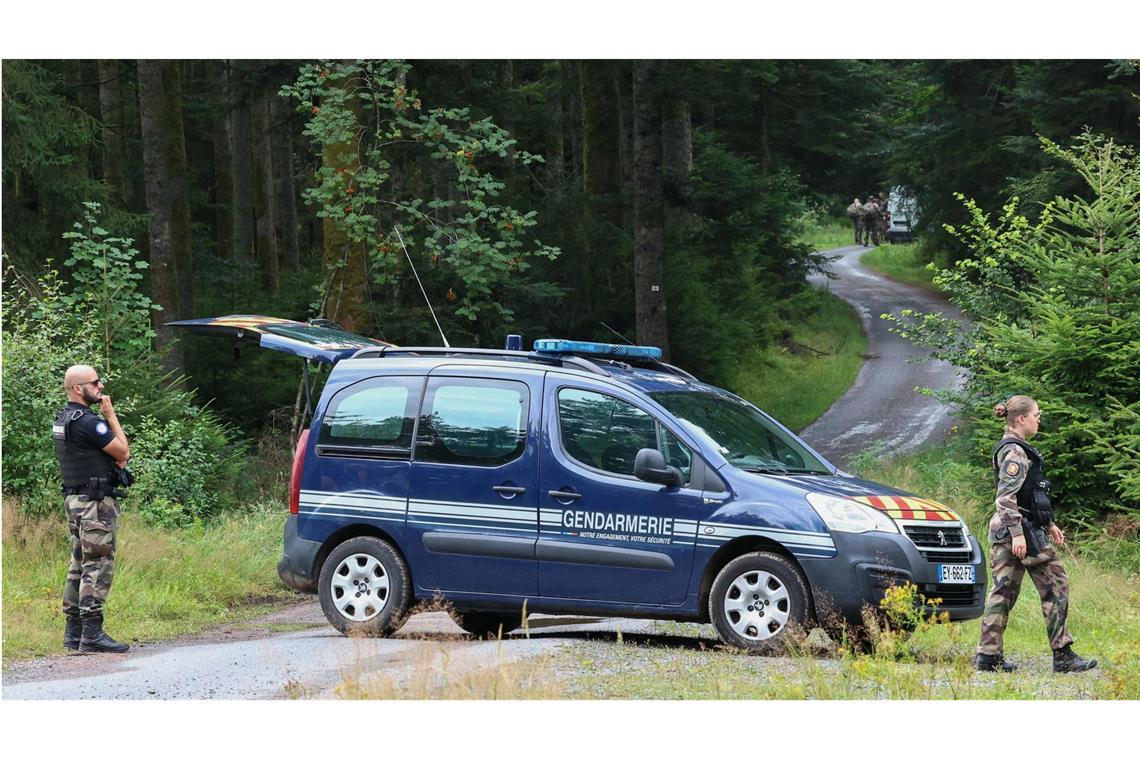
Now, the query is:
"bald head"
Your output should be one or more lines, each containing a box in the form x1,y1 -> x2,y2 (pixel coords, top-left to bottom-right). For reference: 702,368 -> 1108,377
64,365 -> 97,389
64,364 -> 103,404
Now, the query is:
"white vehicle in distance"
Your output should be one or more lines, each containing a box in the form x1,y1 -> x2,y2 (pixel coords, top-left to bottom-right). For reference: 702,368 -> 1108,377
886,186 -> 920,243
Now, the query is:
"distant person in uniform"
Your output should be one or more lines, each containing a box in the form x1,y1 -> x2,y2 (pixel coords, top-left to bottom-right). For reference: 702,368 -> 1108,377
975,395 -> 1096,673
53,364 -> 132,654
860,196 -> 880,246
846,197 -> 864,245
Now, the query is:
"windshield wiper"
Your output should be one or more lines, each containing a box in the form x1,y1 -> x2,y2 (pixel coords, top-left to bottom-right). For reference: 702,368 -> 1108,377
738,465 -> 790,475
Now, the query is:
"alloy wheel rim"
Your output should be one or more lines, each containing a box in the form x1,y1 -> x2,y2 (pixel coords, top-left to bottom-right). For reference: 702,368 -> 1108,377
723,569 -> 791,641
330,553 -> 390,622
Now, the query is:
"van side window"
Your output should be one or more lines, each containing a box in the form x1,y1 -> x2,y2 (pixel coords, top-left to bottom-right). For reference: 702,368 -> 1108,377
415,378 -> 529,466
558,388 -> 691,482
318,377 -> 422,455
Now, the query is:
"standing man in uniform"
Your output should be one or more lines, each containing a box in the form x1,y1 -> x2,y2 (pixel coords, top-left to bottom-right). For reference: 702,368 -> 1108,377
846,197 -> 864,245
860,195 -> 880,246
975,395 -> 1096,673
53,364 -> 132,653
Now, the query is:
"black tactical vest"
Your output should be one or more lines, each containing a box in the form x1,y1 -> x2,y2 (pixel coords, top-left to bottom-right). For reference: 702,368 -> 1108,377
53,406 -> 116,489
992,437 -> 1053,526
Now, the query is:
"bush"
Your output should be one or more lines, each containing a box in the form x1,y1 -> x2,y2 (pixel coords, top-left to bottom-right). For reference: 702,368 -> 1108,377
1,266 -> 101,515
886,133 -> 1140,521
2,203 -> 245,523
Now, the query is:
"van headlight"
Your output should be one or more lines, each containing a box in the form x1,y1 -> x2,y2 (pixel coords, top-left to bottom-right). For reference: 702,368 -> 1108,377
806,493 -> 899,534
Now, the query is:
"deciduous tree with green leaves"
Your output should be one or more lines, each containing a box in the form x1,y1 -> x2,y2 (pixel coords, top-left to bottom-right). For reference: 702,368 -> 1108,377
281,60 -> 559,333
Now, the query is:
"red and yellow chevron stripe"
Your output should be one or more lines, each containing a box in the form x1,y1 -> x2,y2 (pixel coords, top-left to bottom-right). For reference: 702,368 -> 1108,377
850,495 -> 961,522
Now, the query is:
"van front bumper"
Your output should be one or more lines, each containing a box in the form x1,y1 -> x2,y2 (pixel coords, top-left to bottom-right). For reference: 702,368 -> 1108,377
799,529 -> 986,625
277,514 -> 320,594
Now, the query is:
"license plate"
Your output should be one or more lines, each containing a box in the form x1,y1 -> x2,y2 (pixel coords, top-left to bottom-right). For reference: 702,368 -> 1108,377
938,564 -> 975,584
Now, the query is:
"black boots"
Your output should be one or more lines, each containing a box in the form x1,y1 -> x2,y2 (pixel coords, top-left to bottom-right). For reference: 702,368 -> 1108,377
1053,644 -> 1097,673
64,613 -> 83,651
78,613 -> 130,654
975,653 -> 1018,672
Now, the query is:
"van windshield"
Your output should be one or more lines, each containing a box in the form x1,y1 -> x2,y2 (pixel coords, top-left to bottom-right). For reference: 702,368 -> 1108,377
649,391 -> 831,475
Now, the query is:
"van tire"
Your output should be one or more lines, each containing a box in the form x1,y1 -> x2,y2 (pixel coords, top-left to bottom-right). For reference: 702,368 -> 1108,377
449,610 -> 525,639
318,536 -> 411,637
709,551 -> 809,653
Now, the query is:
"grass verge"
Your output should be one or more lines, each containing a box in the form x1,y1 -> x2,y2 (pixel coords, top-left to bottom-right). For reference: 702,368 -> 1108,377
797,215 -> 857,252
730,289 -> 867,431
2,496 -> 298,663
859,241 -> 944,291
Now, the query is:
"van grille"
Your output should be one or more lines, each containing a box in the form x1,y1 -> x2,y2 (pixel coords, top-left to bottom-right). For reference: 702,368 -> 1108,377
903,524 -> 971,562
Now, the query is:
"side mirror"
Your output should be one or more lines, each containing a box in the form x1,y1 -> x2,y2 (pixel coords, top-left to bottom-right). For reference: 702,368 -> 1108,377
634,448 -> 683,488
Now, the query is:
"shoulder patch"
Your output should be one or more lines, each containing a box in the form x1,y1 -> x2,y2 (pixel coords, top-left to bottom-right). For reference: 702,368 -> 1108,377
1003,460 -> 1024,479
95,421 -> 109,436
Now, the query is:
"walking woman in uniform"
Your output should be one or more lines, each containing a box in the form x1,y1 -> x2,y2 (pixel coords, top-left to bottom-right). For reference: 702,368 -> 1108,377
975,395 -> 1096,673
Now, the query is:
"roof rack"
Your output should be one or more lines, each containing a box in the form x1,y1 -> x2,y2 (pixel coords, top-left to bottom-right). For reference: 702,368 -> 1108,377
348,346 -> 610,377
650,360 -> 699,382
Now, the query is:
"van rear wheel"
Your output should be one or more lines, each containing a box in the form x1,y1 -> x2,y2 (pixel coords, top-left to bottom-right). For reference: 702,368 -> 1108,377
709,551 -> 809,653
318,536 -> 411,637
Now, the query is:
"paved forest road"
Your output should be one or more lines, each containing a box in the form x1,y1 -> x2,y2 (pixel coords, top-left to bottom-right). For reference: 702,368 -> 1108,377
4,244 -> 962,699
801,244 -> 963,469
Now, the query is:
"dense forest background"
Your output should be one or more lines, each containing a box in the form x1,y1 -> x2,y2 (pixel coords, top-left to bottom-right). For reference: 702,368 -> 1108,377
4,58 -> 1139,446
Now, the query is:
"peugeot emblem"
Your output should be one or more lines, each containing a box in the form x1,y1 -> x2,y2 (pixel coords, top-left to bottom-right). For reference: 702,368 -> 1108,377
937,530 -> 947,547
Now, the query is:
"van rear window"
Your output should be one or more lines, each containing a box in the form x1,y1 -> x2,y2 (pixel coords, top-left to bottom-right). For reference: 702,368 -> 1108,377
318,377 -> 422,452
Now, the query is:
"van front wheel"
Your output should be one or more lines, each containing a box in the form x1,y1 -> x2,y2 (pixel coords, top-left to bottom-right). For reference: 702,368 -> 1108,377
709,552 -> 809,652
318,537 -> 411,637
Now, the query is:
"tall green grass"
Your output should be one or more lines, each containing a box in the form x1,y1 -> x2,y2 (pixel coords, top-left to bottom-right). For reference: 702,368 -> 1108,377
860,242 -> 945,291
2,497 -> 298,662
798,216 -> 857,252
730,290 -> 867,431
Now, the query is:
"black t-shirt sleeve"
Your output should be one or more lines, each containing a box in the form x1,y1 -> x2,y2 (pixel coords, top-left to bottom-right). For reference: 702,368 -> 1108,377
72,413 -> 116,450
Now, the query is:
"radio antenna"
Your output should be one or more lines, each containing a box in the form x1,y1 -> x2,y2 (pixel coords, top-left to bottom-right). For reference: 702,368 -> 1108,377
600,321 -> 636,345
393,225 -> 449,348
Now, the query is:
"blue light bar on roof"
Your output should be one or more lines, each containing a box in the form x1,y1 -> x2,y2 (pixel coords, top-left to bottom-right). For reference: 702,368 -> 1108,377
533,338 -> 663,360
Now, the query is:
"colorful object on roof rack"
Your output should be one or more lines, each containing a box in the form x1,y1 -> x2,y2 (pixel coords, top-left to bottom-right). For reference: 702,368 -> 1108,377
533,339 -> 663,360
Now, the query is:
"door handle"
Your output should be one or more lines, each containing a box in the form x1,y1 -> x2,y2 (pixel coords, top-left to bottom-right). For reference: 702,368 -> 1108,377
493,485 -> 527,495
548,489 -> 582,502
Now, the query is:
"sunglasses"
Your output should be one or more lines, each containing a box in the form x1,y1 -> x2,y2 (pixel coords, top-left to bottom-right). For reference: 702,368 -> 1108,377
77,378 -> 103,387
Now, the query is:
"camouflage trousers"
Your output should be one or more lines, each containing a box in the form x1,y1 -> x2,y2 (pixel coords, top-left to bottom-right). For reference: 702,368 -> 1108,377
977,541 -> 1073,655
62,495 -> 120,618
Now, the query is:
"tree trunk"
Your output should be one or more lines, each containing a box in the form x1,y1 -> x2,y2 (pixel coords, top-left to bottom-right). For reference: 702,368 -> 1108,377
164,62 -> 193,320
579,60 -> 622,226
98,60 -> 129,210
632,61 -> 668,358
64,62 -> 92,181
544,61 -> 565,187
230,65 -> 256,263
137,60 -> 184,372
252,92 -> 279,291
662,94 -> 692,190
758,84 -> 770,177
321,81 -> 369,334
272,95 -> 301,271
614,61 -> 634,186
565,61 -> 583,182
210,61 -> 235,261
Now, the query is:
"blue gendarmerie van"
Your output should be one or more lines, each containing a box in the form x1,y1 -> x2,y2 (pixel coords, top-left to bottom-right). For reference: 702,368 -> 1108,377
172,318 -> 986,651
